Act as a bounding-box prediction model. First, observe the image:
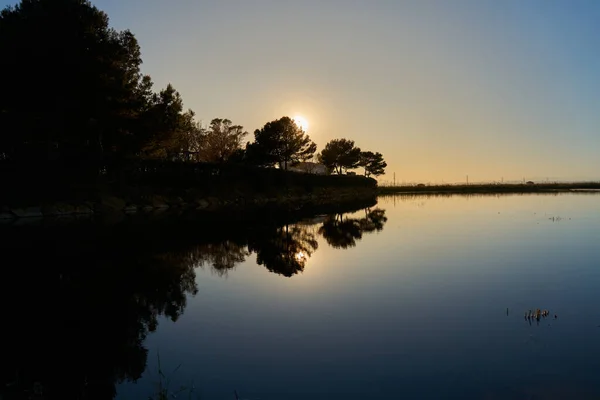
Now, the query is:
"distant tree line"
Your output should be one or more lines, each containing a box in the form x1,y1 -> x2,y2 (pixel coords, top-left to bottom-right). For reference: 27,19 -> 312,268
0,0 -> 386,178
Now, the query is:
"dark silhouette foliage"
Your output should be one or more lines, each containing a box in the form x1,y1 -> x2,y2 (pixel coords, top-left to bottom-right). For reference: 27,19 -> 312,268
0,0 -> 198,162
197,118 -> 248,163
247,116 -> 317,170
359,151 -> 387,177
319,139 -> 361,174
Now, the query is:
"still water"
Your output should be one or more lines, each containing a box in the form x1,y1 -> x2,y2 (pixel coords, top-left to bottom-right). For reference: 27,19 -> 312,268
1,193 -> 599,399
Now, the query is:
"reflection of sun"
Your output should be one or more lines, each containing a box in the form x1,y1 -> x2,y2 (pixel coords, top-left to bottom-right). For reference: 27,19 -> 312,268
293,115 -> 309,132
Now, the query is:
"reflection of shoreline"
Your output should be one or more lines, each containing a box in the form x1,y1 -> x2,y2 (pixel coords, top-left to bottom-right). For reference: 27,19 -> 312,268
189,208 -> 388,277
1,205 -> 388,282
0,239 -> 198,399
0,203 -> 388,398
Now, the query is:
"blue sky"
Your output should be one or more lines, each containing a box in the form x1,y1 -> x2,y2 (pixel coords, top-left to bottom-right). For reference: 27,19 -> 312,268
2,0 -> 599,182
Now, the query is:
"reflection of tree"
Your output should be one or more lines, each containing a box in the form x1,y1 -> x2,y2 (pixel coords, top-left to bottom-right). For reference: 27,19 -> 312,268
318,214 -> 363,248
190,241 -> 250,276
0,206 -> 385,398
319,208 -> 387,248
249,224 -> 319,277
359,208 -> 388,233
0,243 -> 199,399
136,251 -> 199,323
148,239 -> 249,282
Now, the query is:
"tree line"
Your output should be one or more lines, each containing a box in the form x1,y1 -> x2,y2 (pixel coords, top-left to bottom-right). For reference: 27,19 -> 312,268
0,0 -> 386,177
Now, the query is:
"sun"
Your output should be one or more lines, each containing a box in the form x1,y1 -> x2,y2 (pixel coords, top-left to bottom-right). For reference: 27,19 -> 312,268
293,115 -> 309,132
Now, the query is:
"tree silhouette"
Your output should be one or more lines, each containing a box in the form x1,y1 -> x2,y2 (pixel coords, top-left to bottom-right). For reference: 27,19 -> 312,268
197,118 -> 248,163
249,224 -> 319,277
0,1 -> 136,159
247,116 -> 317,170
140,84 -> 200,160
318,139 -> 361,174
359,151 -> 387,177
170,109 -> 204,161
0,0 -> 200,162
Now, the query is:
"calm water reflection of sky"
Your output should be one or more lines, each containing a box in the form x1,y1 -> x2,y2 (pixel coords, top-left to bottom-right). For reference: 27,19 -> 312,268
118,193 -> 600,400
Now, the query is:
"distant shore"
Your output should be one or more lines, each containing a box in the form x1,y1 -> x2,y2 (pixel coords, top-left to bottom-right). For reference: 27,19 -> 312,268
378,182 -> 600,195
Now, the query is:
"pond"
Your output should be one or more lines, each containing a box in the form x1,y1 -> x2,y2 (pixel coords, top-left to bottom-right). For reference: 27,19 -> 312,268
1,193 -> 599,400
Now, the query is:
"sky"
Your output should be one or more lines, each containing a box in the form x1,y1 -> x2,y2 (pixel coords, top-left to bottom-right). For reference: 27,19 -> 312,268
3,0 -> 600,183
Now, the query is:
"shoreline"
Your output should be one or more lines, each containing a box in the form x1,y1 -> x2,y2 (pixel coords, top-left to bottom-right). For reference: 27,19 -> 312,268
4,181 -> 599,222
378,182 -> 600,196
0,189 -> 378,225
1,161 -> 379,222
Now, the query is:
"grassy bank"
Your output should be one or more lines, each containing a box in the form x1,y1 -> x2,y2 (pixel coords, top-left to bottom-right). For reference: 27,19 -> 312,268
378,181 -> 600,195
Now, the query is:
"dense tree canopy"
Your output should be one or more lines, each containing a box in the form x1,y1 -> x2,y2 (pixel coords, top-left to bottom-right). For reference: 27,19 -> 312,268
359,151 -> 387,177
318,139 -> 361,174
1,0 -> 129,156
247,116 -> 317,170
0,0 -> 197,161
140,84 -> 200,159
197,118 -> 248,163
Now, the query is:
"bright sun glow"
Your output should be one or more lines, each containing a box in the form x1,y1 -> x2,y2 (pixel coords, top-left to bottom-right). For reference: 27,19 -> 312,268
293,115 -> 309,132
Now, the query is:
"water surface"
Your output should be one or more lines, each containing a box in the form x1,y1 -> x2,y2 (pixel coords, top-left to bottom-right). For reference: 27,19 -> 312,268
2,193 -> 599,400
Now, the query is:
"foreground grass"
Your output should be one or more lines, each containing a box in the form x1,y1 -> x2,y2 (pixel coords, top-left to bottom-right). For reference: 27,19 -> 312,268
148,353 -> 198,400
378,181 -> 600,195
